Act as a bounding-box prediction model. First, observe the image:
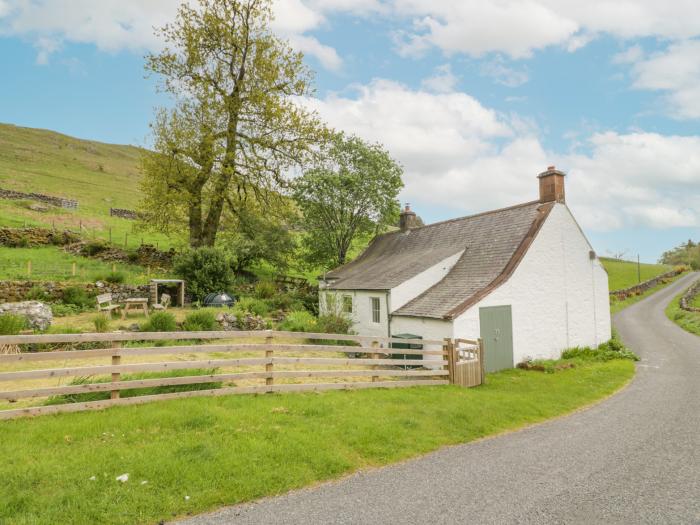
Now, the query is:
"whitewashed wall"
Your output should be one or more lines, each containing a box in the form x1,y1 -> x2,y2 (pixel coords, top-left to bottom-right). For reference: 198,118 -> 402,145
320,289 -> 389,338
453,203 -> 611,364
389,251 -> 463,311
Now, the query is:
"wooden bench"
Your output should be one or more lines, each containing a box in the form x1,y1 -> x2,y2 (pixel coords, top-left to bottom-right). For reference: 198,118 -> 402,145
96,293 -> 121,315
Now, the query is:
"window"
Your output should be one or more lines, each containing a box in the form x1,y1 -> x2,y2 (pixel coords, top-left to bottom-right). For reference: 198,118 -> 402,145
342,295 -> 353,314
371,297 -> 381,323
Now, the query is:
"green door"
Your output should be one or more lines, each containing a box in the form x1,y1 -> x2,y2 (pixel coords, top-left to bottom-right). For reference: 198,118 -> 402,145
479,305 -> 514,372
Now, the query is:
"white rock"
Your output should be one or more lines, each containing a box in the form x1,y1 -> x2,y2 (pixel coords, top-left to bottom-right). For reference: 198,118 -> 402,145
116,473 -> 129,483
0,301 -> 52,331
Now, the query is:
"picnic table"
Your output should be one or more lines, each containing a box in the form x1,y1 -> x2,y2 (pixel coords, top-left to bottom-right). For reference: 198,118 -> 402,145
121,298 -> 149,319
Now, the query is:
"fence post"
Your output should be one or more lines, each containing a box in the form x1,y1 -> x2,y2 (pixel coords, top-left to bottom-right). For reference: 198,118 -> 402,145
265,334 -> 274,388
27,260 -> 32,278
109,228 -> 112,244
111,341 -> 121,400
371,340 -> 380,382
444,338 -> 454,384
112,263 -> 116,273
124,233 -> 128,248
478,338 -> 485,385
72,262 -> 76,277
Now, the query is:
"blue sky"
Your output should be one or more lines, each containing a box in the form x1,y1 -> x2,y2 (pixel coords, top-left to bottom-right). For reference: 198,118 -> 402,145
1,0 -> 699,262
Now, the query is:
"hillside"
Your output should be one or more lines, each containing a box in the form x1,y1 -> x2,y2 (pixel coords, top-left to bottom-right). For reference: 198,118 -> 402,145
600,257 -> 672,291
0,122 -> 170,248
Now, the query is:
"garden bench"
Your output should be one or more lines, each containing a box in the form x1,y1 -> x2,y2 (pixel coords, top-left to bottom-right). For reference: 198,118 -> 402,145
96,293 -> 121,315
151,293 -> 171,312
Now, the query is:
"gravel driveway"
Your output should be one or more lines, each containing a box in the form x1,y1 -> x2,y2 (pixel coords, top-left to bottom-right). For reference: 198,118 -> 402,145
180,272 -> 700,524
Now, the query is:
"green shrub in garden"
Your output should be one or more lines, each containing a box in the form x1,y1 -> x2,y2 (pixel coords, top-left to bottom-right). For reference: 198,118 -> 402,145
0,314 -> 26,335
93,314 -> 110,333
254,280 -> 276,299
141,312 -> 178,332
101,272 -> 126,284
316,313 -> 353,334
234,297 -> 271,317
25,286 -> 49,302
183,310 -> 218,332
279,310 -> 317,332
61,286 -> 93,308
173,248 -> 233,301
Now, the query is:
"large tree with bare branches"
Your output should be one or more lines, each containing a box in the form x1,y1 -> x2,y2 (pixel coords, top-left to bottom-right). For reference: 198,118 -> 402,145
140,0 -> 325,247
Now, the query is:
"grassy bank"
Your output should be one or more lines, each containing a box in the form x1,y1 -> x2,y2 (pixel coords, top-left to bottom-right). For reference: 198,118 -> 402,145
0,358 -> 633,525
665,290 -> 700,337
609,271 -> 687,314
600,257 -> 671,291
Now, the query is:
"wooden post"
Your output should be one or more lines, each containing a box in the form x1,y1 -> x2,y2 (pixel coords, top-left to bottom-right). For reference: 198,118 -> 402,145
27,260 -> 32,278
71,262 -> 76,277
147,266 -> 151,277
124,233 -> 128,248
265,335 -> 274,387
79,220 -> 82,232
111,341 -> 121,400
478,338 -> 486,385
109,228 -> 112,244
112,263 -> 116,273
371,340 -> 380,382
444,338 -> 454,384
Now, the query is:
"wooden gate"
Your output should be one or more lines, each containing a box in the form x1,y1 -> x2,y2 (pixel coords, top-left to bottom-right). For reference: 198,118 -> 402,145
446,338 -> 485,387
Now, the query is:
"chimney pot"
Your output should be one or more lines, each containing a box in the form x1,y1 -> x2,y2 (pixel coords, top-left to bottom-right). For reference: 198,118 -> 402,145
399,203 -> 418,232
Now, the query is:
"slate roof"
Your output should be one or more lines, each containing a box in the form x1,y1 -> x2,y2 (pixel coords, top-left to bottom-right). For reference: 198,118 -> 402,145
323,200 -> 553,320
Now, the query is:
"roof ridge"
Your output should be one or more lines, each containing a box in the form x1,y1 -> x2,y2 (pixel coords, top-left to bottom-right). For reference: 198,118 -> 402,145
385,199 -> 542,237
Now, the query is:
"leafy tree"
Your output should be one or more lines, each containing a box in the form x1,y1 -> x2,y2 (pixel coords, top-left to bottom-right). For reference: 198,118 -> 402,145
660,239 -> 700,269
141,0 -> 325,247
173,247 -> 233,300
293,133 -> 403,268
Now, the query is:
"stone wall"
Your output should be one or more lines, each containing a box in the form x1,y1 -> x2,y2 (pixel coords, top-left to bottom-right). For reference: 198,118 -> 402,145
0,280 -> 150,304
0,187 -> 78,209
679,279 -> 700,312
110,208 -> 139,220
610,268 -> 684,300
0,227 -> 80,247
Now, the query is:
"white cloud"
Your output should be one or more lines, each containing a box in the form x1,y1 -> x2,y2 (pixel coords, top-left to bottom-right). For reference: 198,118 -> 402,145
628,40 -> 700,119
420,64 -> 458,93
480,57 -> 528,87
612,44 -> 644,65
306,78 -> 700,230
0,0 -> 344,69
389,1 -> 700,58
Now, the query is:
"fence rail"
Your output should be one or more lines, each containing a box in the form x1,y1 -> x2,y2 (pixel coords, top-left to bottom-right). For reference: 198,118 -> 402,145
0,330 -> 483,420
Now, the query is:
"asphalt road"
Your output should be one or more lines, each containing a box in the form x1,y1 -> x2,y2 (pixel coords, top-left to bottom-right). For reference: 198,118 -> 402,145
181,272 -> 700,525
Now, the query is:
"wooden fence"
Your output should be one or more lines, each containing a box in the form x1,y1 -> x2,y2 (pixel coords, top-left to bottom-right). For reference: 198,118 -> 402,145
0,331 -> 484,420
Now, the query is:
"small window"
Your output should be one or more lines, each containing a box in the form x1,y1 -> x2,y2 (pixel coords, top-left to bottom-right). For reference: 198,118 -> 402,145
342,295 -> 353,314
371,297 -> 381,323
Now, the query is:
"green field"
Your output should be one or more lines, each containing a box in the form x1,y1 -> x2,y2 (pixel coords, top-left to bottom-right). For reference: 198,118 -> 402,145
0,123 -> 172,250
0,358 -> 633,525
600,257 -> 672,291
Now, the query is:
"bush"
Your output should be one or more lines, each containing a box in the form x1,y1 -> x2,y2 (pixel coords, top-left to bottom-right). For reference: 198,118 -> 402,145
0,314 -> 26,335
84,241 -> 107,256
51,303 -> 82,317
101,271 -> 125,284
183,310 -> 218,332
25,286 -> 49,302
254,280 -> 277,299
561,336 -> 639,362
279,310 -> 317,332
126,252 -> 139,263
93,314 -> 110,333
61,286 -> 93,308
140,312 -> 178,332
234,297 -> 271,317
267,292 -> 298,312
173,247 -> 233,302
316,313 -> 353,335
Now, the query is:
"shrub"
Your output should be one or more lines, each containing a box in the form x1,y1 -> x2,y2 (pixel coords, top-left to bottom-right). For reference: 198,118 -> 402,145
140,312 -> 178,332
173,247 -> 233,302
254,280 -> 277,299
25,286 -> 49,302
93,314 -> 110,333
561,337 -> 639,362
83,241 -> 107,256
61,286 -> 93,308
234,297 -> 271,318
316,313 -> 353,335
100,271 -> 126,284
267,292 -> 297,311
126,252 -> 139,263
51,303 -> 82,317
183,310 -> 218,332
279,310 -> 317,332
0,314 -> 26,335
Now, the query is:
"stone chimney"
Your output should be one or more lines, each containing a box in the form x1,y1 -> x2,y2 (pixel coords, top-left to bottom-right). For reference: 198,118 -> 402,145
399,203 -> 419,232
537,165 -> 566,203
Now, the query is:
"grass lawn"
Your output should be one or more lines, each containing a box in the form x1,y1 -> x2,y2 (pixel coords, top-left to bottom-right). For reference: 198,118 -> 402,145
665,290 -> 700,337
600,257 -> 672,291
0,359 -> 634,525
0,246 -> 168,284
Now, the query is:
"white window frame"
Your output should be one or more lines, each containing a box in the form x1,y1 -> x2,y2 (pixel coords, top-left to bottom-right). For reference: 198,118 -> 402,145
370,297 -> 381,324
342,294 -> 353,314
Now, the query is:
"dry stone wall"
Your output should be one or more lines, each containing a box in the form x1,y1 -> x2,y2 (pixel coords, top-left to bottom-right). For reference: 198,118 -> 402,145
0,227 -> 80,247
0,281 -> 150,304
610,268 -> 684,300
109,208 -> 139,220
679,279 -> 700,312
0,187 -> 78,209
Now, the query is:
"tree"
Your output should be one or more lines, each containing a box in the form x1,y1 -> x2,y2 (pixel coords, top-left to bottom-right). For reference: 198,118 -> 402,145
141,0 -> 325,247
293,133 -> 403,269
173,247 -> 233,301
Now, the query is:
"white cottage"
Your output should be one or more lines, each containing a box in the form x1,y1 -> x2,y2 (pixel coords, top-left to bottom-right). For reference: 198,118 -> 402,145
319,167 -> 611,371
